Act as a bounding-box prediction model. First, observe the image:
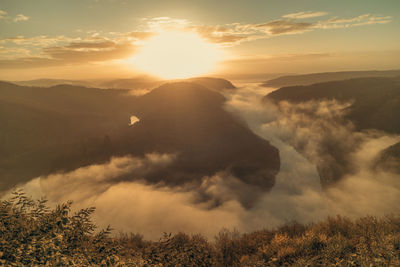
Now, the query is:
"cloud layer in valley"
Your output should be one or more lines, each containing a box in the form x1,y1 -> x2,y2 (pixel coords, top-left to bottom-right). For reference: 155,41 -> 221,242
6,84 -> 400,240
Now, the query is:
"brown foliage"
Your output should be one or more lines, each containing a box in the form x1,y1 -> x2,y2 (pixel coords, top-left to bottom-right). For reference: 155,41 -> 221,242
1,192 -> 400,266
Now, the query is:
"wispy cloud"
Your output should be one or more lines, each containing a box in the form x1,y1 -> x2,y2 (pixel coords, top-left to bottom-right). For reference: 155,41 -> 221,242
0,37 -> 137,68
185,25 -> 254,46
13,14 -> 29,22
0,10 -> 30,23
0,47 -> 32,59
283,11 -> 328,19
0,10 -> 8,20
43,40 -> 136,62
0,12 -> 393,68
143,16 -> 189,31
316,14 -> 392,29
154,12 -> 391,46
255,20 -> 313,35
0,35 -> 78,46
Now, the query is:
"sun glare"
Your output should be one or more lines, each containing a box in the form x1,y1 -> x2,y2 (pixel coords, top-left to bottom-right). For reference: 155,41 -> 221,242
130,31 -> 223,79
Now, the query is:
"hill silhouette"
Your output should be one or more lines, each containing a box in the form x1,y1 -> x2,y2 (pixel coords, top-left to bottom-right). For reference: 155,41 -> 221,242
375,141 -> 400,174
125,82 -> 279,193
262,69 -> 400,88
13,79 -> 97,88
263,76 -> 400,186
187,77 -> 236,91
265,76 -> 400,134
0,81 -> 279,204
10,76 -> 236,92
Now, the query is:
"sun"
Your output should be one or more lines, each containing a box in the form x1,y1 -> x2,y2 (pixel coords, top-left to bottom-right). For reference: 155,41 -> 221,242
130,31 -> 223,79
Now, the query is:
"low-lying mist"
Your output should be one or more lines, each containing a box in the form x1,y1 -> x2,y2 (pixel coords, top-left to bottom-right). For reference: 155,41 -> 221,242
7,83 -> 400,240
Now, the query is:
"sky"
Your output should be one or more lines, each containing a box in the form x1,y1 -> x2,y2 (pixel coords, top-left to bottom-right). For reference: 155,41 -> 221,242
1,0 -> 399,80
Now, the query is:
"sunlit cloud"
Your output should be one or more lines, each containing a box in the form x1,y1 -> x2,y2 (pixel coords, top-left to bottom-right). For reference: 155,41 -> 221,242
13,14 -> 29,22
316,14 -> 392,29
0,39 -> 136,69
0,10 -> 8,20
44,41 -> 136,61
0,10 -> 30,23
255,20 -> 313,35
0,47 -> 32,59
283,11 -> 328,19
143,16 -> 189,31
0,12 -> 393,70
0,35 -> 79,46
182,12 -> 391,46
185,25 -> 252,46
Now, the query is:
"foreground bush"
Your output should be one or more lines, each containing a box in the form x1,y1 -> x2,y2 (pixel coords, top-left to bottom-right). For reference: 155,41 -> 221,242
1,192 -> 400,266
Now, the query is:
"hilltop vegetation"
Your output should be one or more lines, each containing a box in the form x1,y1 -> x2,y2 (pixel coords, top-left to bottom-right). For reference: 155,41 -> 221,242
263,76 -> 400,186
0,80 -> 279,206
1,192 -> 400,266
264,76 -> 400,134
375,141 -> 400,174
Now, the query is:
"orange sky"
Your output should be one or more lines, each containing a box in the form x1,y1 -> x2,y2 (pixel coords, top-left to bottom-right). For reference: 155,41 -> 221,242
1,0 -> 399,80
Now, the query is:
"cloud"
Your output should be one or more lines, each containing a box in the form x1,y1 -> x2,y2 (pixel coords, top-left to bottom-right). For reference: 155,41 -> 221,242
144,17 -> 189,31
125,31 -> 156,40
182,20 -> 313,46
283,11 -> 328,19
181,12 -> 390,46
0,40 -> 136,68
223,84 -> 400,222
7,83 -> 400,240
0,10 -> 29,22
0,47 -> 32,59
0,35 -> 79,46
255,20 -> 313,35
316,14 -> 392,29
37,153 -> 176,202
0,12 -> 392,68
13,14 -> 29,22
44,40 -> 136,62
260,99 -> 363,185
10,153 -> 247,240
0,32 -> 145,68
185,25 -> 253,46
0,10 -> 7,20
186,12 -> 390,45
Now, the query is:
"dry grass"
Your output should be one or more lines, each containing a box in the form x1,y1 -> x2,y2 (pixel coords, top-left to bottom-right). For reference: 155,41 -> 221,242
1,191 -> 400,266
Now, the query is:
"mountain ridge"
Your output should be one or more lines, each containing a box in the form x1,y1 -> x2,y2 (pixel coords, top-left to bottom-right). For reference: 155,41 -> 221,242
262,69 -> 400,88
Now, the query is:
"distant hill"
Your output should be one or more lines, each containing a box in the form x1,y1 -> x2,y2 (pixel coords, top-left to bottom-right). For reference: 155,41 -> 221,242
375,142 -> 400,174
0,81 -> 278,205
263,76 -> 400,186
10,76 -> 161,90
265,76 -> 400,134
124,82 -> 278,199
13,79 -> 97,88
0,81 -> 136,190
187,77 -> 236,90
10,76 -> 237,91
262,70 -> 400,88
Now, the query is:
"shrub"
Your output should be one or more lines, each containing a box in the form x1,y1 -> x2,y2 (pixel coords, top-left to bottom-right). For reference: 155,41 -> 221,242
1,191 -> 400,266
